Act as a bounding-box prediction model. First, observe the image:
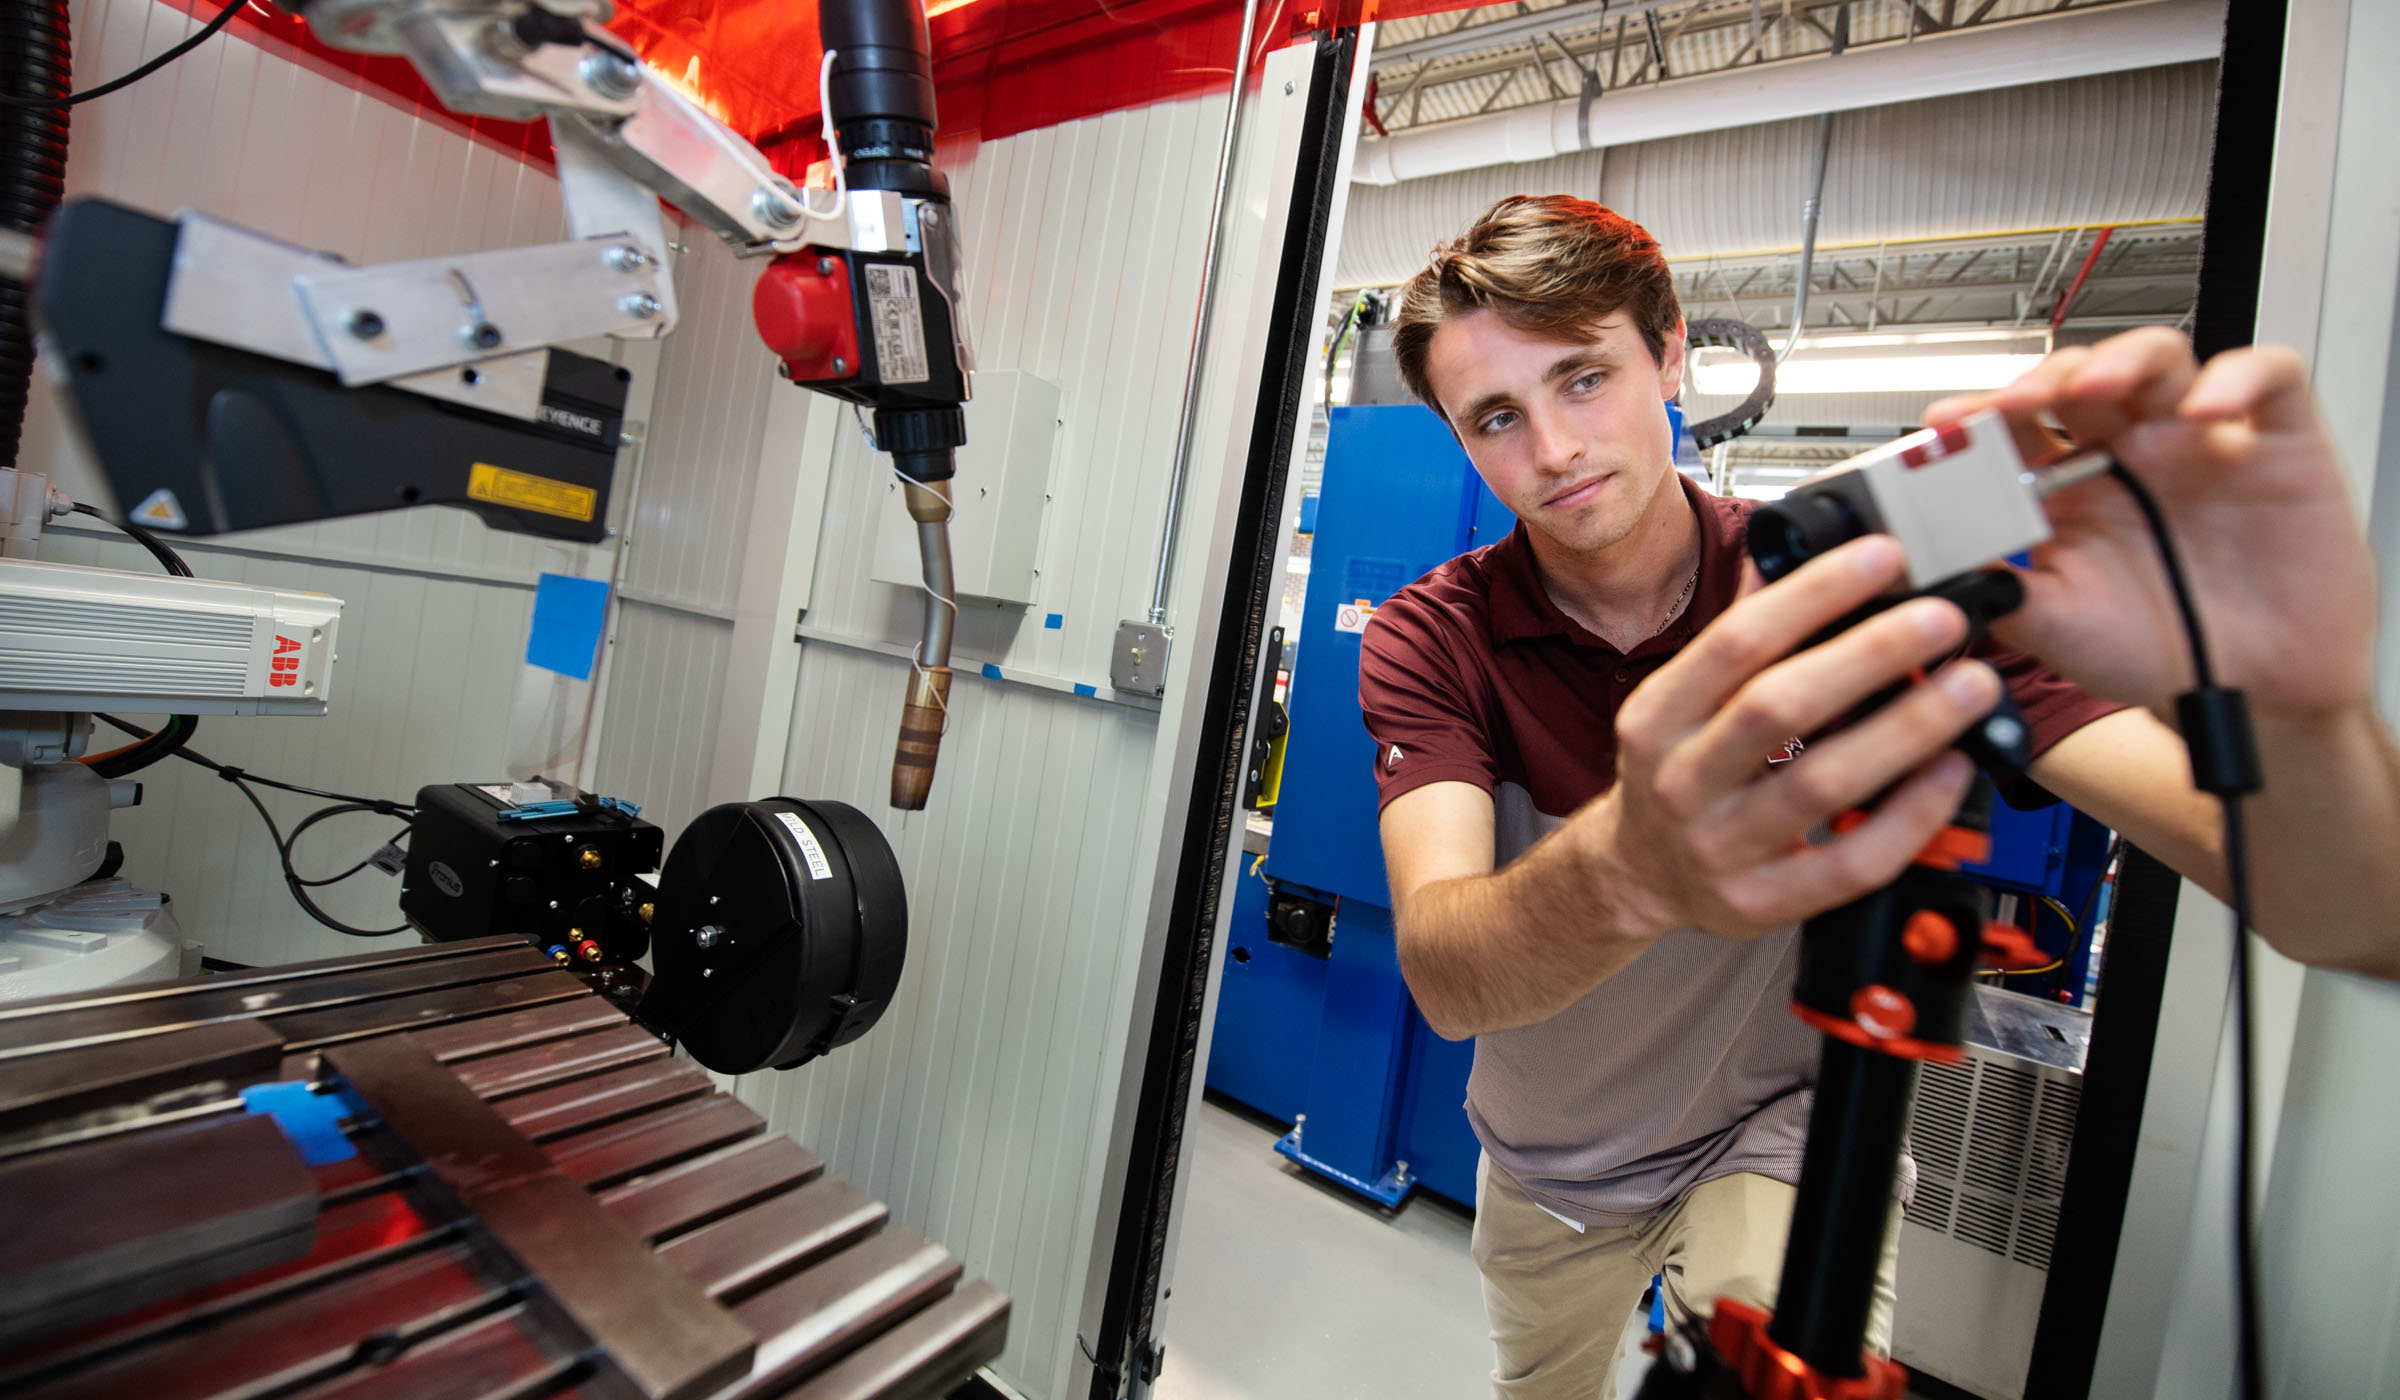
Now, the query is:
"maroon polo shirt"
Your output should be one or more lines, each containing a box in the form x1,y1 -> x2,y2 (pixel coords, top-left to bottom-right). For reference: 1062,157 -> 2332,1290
1355,472 -> 2120,1225
1360,473 -> 2115,819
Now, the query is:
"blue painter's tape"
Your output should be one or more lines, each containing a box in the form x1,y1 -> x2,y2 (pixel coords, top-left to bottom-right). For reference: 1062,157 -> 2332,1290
981,663 -> 1004,680
1045,613 -> 1064,630
242,1081 -> 361,1165
526,573 -> 611,681
1073,683 -> 1097,697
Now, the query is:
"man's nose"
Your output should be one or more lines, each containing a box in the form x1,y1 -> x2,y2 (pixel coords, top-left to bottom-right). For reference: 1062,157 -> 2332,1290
1527,405 -> 1581,474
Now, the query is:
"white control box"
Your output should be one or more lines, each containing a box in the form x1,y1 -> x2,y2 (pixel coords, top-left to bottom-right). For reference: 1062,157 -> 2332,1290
0,558 -> 342,714
870,370 -> 1060,607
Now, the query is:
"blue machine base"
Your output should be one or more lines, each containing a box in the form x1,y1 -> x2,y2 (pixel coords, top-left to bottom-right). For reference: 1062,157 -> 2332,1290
1275,1125 -> 1415,1209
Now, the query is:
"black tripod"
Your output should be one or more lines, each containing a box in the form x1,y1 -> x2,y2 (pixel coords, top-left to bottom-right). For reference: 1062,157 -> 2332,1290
1636,572 -> 2050,1400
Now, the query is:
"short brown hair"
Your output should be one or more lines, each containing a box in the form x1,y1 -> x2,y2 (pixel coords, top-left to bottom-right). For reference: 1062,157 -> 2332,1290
1391,195 -> 1680,416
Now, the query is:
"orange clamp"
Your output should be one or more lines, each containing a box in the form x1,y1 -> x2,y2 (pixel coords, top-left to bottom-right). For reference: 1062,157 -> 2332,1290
1708,1298 -> 1909,1400
1979,921 -> 2048,971
1902,911 -> 1958,964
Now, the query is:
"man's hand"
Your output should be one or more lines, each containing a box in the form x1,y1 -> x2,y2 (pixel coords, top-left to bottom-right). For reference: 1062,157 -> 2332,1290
1925,328 -> 2400,979
1596,534 -> 2000,940
1386,534 -> 2008,1038
1927,328 -> 2376,721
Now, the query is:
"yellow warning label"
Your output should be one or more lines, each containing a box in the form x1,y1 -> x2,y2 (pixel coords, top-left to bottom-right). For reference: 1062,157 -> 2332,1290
467,463 -> 596,523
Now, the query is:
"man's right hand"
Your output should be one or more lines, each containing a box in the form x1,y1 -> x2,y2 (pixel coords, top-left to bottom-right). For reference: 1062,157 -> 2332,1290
1592,534 -> 2000,941
1389,534 -> 2006,1039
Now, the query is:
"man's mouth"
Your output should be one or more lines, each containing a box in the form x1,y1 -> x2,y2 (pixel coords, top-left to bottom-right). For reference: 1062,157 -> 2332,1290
1545,475 -> 1610,510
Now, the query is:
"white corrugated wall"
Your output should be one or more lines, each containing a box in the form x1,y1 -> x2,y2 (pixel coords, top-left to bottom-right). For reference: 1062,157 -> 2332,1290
1336,60 -> 2218,287
720,98 -> 1234,1397
19,0 -> 663,967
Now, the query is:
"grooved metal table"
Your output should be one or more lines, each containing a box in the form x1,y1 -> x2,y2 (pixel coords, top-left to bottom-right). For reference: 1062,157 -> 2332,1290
0,936 -> 1007,1400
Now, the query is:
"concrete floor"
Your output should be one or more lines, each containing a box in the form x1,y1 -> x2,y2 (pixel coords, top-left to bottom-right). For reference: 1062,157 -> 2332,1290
1152,1097 -> 1494,1400
1152,1097 -> 1970,1400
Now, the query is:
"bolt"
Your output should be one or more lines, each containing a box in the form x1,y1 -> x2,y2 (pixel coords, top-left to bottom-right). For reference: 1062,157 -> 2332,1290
708,894 -> 719,905
638,902 -> 655,925
831,356 -> 849,375
1986,715 -> 2026,749
1284,80 -> 1295,95
817,256 -> 836,276
579,847 -> 602,870
697,924 -> 725,949
462,321 -> 503,350
580,49 -> 643,100
347,309 -> 385,339
620,292 -> 660,319
776,361 -> 792,379
605,244 -> 648,272
563,834 -> 575,844
1396,1160 -> 1411,1180
751,184 -> 805,230
548,900 -> 560,910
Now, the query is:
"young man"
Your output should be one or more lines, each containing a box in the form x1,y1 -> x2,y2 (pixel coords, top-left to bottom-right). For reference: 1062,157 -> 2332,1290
1359,194 -> 2400,1400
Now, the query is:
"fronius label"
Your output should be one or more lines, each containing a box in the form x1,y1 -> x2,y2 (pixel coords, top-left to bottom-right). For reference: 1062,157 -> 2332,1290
467,463 -> 597,523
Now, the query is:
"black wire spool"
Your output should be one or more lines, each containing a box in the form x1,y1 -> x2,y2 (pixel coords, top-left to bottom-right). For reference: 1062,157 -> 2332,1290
638,797 -> 907,1074
1683,317 -> 1778,450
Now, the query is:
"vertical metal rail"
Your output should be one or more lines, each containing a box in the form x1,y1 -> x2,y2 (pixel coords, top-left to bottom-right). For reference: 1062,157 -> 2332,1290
1145,0 -> 1266,627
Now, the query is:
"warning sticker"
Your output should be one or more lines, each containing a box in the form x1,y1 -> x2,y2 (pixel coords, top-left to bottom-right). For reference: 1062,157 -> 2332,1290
468,463 -> 597,523
775,811 -> 835,880
1334,599 -> 1378,635
862,263 -> 930,385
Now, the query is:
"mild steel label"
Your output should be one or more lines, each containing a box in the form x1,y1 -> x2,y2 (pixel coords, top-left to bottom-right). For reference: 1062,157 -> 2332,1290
862,264 -> 930,385
775,811 -> 834,880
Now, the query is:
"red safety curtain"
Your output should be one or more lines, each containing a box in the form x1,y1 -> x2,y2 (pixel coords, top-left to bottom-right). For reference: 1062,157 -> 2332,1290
193,0 -> 1481,179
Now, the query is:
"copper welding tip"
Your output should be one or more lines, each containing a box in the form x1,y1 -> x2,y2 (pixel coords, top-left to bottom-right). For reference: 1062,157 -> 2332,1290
890,666 -> 952,810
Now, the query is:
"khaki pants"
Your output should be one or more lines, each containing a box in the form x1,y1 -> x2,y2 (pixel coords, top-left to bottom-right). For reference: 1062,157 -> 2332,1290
1470,1154 -> 1900,1400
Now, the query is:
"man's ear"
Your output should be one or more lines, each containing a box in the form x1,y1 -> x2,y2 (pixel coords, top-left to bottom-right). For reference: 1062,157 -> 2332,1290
1659,318 -> 1689,400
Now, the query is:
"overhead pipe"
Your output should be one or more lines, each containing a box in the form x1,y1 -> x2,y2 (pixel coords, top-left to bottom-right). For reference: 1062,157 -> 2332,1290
2048,224 -> 2117,331
1779,109 -> 1834,361
1349,0 -> 2224,185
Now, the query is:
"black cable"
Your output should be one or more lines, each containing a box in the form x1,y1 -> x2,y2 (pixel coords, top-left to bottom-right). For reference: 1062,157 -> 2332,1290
91,714 -> 416,937
2107,460 -> 2264,1400
94,714 -> 416,811
71,501 -> 192,576
68,506 -> 203,775
0,0 -> 244,109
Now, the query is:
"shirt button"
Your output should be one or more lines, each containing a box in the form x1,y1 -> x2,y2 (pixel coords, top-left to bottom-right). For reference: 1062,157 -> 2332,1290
1613,667 -> 1629,683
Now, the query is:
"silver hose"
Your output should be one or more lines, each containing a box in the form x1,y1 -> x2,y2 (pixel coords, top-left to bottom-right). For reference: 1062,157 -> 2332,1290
891,478 -> 955,810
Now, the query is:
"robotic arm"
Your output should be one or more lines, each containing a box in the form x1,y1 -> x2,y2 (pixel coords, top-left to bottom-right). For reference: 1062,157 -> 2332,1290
34,0 -> 972,808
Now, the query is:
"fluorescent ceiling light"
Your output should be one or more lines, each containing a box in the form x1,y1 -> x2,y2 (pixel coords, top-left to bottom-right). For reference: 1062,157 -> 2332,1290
1787,328 -> 2049,352
1692,353 -> 2047,397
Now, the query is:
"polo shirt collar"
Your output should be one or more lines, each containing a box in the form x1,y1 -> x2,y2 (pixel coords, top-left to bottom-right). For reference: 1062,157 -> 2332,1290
1485,473 -> 1752,658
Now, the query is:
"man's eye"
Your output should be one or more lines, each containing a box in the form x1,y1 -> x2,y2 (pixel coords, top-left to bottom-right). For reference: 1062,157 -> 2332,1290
1570,371 -> 1606,394
1478,410 -> 1518,435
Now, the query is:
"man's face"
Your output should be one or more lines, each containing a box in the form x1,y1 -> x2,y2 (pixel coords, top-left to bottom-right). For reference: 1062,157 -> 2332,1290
1424,309 -> 1686,557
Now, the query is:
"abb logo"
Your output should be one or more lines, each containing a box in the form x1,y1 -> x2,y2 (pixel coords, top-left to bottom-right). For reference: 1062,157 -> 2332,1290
268,634 -> 306,687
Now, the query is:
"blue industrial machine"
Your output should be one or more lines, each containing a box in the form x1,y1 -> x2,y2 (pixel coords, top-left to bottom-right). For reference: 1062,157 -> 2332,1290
1204,402 -> 2112,1212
